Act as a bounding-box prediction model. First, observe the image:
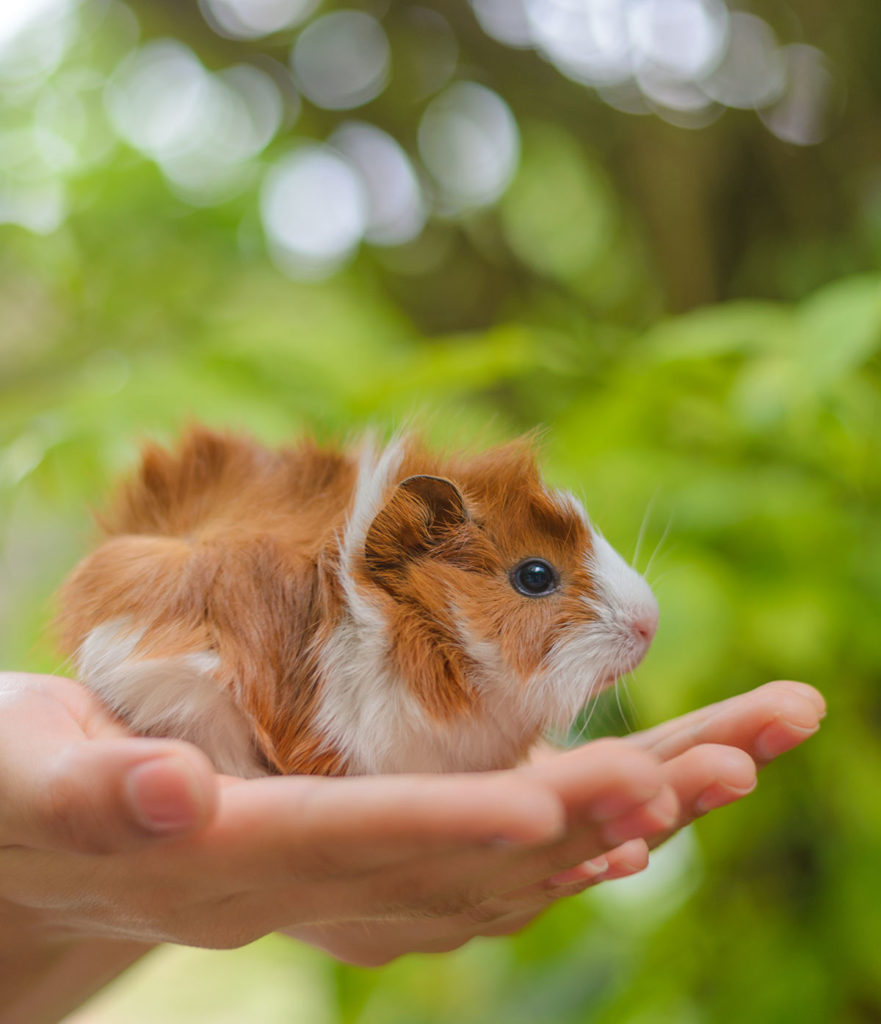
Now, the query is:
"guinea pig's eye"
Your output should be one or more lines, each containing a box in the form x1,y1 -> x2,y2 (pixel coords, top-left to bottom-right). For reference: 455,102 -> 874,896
510,558 -> 559,597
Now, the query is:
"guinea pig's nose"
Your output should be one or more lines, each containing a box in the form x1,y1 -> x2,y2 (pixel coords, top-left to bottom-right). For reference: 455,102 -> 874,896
631,609 -> 659,645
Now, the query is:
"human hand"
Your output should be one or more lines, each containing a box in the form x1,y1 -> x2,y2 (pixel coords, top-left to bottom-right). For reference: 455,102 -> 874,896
292,680 -> 824,963
0,673 -> 673,951
0,673 -> 823,976
628,679 -> 825,840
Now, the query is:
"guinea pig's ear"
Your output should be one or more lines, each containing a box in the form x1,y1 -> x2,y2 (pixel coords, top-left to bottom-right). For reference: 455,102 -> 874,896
364,475 -> 468,576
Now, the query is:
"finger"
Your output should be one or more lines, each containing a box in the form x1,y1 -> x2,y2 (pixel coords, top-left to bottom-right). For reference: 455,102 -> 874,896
520,738 -> 667,823
545,838 -> 650,888
447,839 -> 652,938
2,736 -> 219,853
490,739 -> 673,885
628,681 -> 825,764
0,675 -> 221,852
520,786 -> 676,884
428,742 -> 675,902
211,744 -> 672,924
347,780 -> 677,928
288,837 -> 652,963
207,770 -> 567,882
641,743 -> 757,849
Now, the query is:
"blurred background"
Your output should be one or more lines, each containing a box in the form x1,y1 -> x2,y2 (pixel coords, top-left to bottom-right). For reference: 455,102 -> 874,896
1,0 -> 879,1020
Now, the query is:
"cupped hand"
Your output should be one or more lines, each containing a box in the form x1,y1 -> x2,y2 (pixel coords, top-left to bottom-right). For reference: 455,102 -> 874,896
0,674 -> 824,976
289,680 -> 825,963
0,674 -> 671,950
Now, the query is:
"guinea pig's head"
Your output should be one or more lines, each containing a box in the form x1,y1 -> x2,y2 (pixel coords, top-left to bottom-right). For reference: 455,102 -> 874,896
352,438 -> 658,741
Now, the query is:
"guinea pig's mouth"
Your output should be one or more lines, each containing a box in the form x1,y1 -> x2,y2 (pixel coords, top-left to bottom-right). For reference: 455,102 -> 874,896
597,668 -> 626,691
596,637 -> 654,691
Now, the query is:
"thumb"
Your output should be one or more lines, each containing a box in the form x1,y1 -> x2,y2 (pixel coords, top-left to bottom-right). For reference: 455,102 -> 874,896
12,736 -> 219,854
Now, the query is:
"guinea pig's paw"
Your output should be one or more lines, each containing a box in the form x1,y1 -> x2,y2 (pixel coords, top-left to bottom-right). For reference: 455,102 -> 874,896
75,618 -> 265,778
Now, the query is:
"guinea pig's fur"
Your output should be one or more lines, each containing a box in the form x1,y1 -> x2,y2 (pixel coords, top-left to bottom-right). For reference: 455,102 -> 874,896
57,428 -> 658,777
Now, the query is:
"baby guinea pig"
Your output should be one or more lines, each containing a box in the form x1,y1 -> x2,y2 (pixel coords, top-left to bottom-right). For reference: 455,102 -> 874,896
57,427 -> 659,778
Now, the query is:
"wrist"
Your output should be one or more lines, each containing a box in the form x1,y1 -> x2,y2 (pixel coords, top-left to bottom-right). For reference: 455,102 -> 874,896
0,931 -> 154,1024
0,897 -> 153,1024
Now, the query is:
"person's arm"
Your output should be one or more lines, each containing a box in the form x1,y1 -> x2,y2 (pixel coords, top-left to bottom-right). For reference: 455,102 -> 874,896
0,673 -> 824,1023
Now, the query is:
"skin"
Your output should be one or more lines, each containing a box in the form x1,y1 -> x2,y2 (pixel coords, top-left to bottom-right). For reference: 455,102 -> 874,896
0,673 -> 824,1024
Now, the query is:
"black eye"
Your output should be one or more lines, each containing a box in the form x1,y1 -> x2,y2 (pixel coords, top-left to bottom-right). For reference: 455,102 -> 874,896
510,558 -> 559,597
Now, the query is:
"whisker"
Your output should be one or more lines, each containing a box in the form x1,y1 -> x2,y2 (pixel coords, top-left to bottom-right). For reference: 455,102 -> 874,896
632,491 -> 658,571
646,566 -> 676,590
613,674 -> 632,732
567,682 -> 602,747
618,672 -> 642,732
643,511 -> 674,582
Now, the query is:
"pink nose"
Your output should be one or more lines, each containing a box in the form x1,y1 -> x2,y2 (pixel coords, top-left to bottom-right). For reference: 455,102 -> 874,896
631,611 -> 659,645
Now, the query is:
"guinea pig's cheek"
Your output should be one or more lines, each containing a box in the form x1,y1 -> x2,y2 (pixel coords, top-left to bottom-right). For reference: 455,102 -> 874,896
468,599 -> 549,690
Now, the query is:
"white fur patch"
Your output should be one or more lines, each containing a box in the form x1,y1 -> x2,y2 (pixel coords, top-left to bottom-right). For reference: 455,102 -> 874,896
315,435 -> 450,773
338,432 -> 405,591
317,612 -> 541,773
529,528 -> 659,733
76,619 -> 265,778
585,531 -> 659,667
313,616 -> 444,773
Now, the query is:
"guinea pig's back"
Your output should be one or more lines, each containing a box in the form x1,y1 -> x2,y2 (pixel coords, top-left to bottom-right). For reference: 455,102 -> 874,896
58,429 -> 361,776
103,427 -> 356,546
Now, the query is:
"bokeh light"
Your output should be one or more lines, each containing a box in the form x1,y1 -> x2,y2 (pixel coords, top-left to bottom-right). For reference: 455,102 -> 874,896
470,0 -> 534,49
199,0 -> 320,40
469,0 -> 832,144
105,40 -> 284,203
0,0 -> 77,90
699,11 -> 785,110
259,144 -> 367,278
0,178 -> 66,233
628,0 -> 727,79
0,0 -> 840,250
526,0 -> 633,88
291,10 -> 389,111
418,82 -> 519,212
760,44 -> 834,147
330,122 -> 426,246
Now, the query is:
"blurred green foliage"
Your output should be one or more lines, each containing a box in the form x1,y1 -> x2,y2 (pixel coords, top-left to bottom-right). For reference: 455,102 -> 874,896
2,0 -> 881,1022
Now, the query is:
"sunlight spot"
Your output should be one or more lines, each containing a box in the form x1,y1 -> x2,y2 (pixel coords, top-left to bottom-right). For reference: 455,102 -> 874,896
200,0 -> 321,40
260,145 -> 367,278
760,45 -> 833,146
331,122 -> 426,246
699,12 -> 785,110
291,10 -> 390,110
418,82 -> 519,212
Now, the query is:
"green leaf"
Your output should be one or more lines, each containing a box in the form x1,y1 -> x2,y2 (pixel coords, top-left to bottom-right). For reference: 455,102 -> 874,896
796,274 -> 881,385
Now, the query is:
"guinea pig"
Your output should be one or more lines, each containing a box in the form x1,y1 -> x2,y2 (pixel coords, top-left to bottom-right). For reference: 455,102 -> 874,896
57,427 -> 658,778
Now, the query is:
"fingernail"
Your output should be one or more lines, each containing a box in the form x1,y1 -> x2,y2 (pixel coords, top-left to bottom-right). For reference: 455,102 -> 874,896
126,756 -> 202,833
754,721 -> 820,762
604,860 -> 646,880
549,856 -> 609,887
694,780 -> 757,815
